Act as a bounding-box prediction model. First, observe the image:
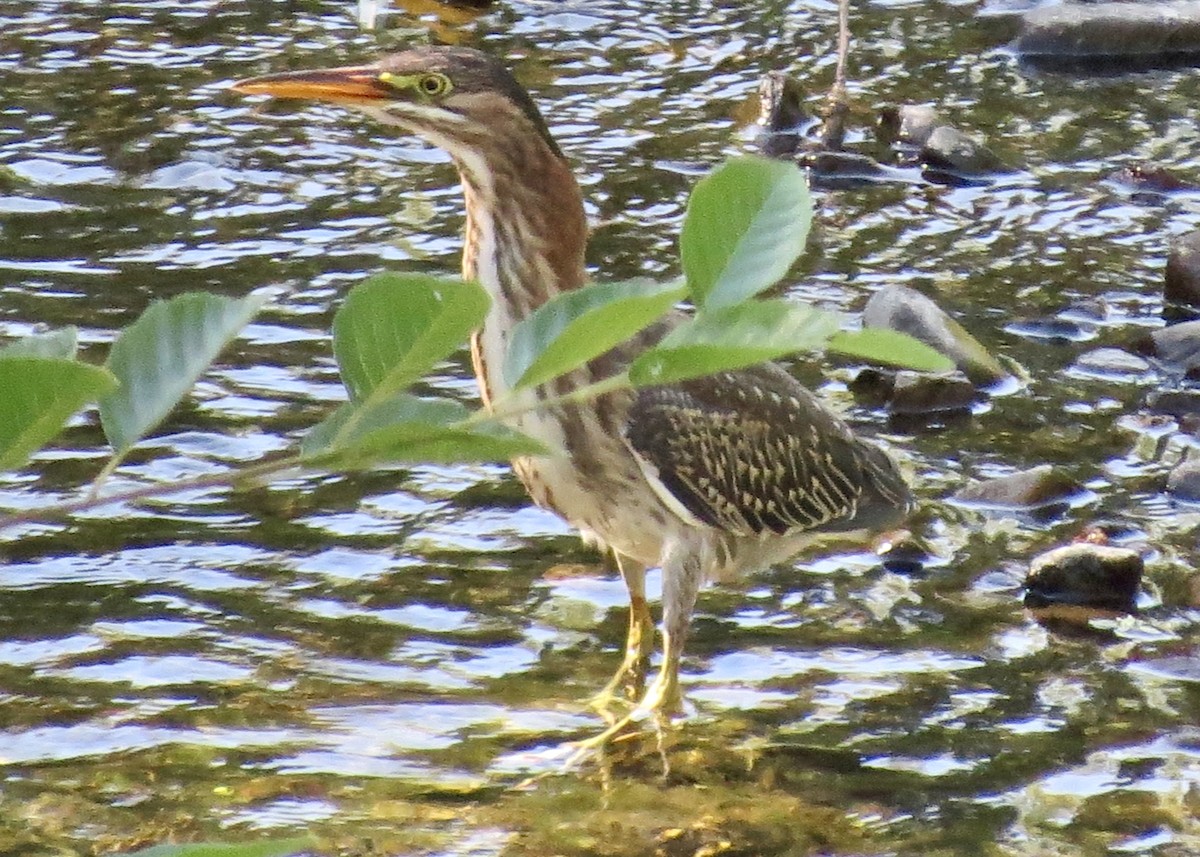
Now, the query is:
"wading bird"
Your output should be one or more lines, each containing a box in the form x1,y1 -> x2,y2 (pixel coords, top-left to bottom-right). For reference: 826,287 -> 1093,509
233,47 -> 912,751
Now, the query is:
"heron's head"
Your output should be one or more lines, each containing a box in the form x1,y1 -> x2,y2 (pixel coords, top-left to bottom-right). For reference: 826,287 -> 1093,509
232,46 -> 564,165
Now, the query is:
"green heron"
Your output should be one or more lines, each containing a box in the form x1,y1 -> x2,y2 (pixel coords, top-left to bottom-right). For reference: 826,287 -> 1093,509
234,47 -> 912,748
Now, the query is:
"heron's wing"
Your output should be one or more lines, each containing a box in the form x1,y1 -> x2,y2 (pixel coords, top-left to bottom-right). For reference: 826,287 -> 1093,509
623,365 -> 910,537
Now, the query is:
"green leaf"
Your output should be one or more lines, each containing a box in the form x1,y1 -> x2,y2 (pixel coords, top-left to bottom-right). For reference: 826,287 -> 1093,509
628,300 -> 841,386
0,357 -> 116,470
333,273 -> 489,402
505,278 -> 685,390
300,394 -> 547,467
121,836 -> 312,857
0,327 -> 79,361
680,156 -> 812,310
827,328 -> 958,372
100,291 -> 270,453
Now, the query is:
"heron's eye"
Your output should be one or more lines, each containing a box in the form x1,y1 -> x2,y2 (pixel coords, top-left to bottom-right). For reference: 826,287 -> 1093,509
418,73 -> 452,97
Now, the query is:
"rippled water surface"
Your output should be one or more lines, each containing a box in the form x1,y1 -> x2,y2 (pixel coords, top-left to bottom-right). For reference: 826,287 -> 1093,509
2,1 -> 1200,855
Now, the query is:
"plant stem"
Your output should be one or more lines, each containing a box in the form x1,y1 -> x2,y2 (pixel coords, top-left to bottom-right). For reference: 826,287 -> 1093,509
0,454 -> 305,531
474,372 -> 630,427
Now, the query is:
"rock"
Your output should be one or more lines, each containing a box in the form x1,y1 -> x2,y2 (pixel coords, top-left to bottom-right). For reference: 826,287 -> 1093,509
877,105 -> 941,147
873,528 -> 932,574
955,464 -> 1082,511
921,125 -> 1010,177
1167,460 -> 1200,502
863,285 -> 1009,386
877,105 -> 1011,180
1136,320 -> 1200,373
1165,230 -> 1200,310
1113,162 -> 1199,195
1024,543 -> 1143,613
887,370 -> 976,415
1018,2 -> 1200,69
1069,347 -> 1153,381
1147,390 -> 1200,419
757,71 -> 807,158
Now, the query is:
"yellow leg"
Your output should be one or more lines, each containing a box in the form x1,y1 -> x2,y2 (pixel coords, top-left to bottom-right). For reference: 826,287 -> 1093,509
588,555 -> 655,719
569,551 -> 702,768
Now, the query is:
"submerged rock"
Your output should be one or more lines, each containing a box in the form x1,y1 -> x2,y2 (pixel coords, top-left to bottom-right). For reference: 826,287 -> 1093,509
757,71 -> 808,158
1025,543 -> 1143,613
888,370 -> 977,415
955,464 -> 1082,511
1018,2 -> 1200,68
878,105 -> 942,147
863,285 -> 1009,386
1165,230 -> 1200,311
1113,162 -> 1199,196
878,105 -> 1011,179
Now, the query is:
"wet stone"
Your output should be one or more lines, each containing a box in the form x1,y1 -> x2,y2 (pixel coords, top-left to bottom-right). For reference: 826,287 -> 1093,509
1025,543 -> 1143,612
1136,320 -> 1200,373
954,464 -> 1082,511
1167,459 -> 1200,502
888,370 -> 976,415
863,284 -> 1008,386
878,104 -> 941,147
1165,229 -> 1200,311
1018,2 -> 1200,66
1113,161 -> 1199,195
921,125 -> 1009,177
1146,390 -> 1200,420
1069,347 -> 1153,380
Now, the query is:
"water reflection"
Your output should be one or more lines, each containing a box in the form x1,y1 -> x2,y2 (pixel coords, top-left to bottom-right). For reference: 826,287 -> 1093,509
1,0 -> 1200,854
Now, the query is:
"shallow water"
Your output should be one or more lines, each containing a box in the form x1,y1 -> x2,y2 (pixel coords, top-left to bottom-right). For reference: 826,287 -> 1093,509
1,1 -> 1200,855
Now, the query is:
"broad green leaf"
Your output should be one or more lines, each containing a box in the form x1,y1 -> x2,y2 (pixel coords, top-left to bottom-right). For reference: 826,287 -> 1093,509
828,328 -> 957,372
0,357 -> 116,470
100,291 -> 270,453
122,836 -> 312,857
680,156 -> 811,310
0,327 -> 78,361
628,299 -> 840,386
504,278 -> 685,390
333,273 -> 489,402
300,393 -> 546,467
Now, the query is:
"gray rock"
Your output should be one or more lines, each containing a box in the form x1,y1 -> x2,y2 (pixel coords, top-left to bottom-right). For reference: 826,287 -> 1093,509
1167,460 -> 1200,502
1165,230 -> 1200,309
922,125 -> 1010,177
1025,543 -> 1142,613
1070,347 -> 1153,380
1018,2 -> 1200,59
1139,320 -> 1200,372
878,105 -> 941,147
955,464 -> 1082,511
863,285 -> 1009,386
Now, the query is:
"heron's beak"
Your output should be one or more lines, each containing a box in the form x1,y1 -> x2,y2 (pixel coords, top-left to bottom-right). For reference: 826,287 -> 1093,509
232,66 -> 391,104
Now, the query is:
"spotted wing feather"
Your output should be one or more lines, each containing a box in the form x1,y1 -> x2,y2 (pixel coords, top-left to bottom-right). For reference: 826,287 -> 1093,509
624,365 -> 911,537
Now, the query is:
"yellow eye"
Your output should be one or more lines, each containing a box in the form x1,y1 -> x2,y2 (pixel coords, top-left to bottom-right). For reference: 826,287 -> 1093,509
418,73 -> 451,97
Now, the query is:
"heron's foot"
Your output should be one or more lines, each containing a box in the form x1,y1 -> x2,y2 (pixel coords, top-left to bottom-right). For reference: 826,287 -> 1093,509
586,650 -> 648,723
568,670 -> 683,772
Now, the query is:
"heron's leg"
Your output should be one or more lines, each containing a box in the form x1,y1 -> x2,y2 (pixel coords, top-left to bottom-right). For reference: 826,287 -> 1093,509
589,554 -> 654,717
568,551 -> 702,765
635,550 -> 701,718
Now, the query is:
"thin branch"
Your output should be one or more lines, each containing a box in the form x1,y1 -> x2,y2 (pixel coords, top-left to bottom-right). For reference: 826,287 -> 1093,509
820,0 -> 852,151
0,454 -> 305,531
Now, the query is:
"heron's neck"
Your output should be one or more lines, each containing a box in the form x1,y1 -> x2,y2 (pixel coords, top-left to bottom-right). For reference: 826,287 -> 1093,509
452,146 -> 587,406
455,149 -> 587,320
